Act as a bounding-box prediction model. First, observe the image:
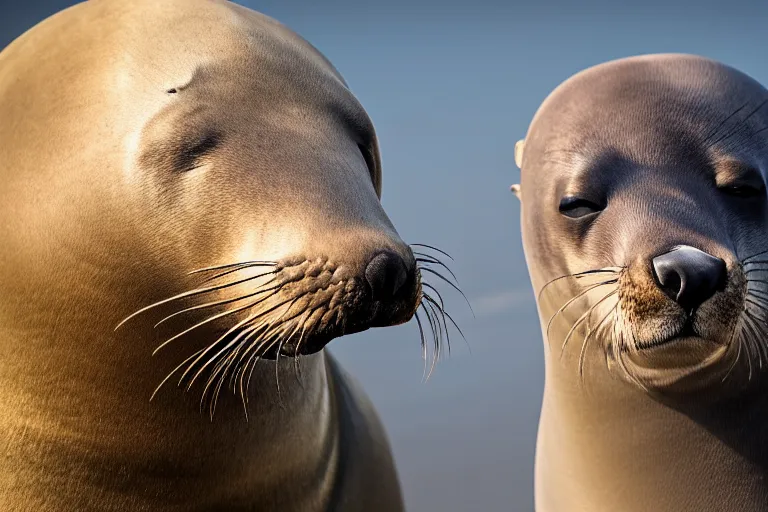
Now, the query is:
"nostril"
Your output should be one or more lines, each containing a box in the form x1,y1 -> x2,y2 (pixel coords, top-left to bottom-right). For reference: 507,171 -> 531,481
654,267 -> 682,300
365,251 -> 408,301
651,246 -> 727,311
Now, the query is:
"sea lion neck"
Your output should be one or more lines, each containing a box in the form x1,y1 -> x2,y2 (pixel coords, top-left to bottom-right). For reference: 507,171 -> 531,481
0,323 -> 341,509
538,368 -> 768,511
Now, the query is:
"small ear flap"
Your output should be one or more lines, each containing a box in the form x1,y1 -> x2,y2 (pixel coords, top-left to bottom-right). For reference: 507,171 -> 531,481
511,139 -> 524,200
514,139 -> 525,169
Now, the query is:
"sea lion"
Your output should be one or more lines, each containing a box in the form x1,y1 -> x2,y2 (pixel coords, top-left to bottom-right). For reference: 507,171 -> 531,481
513,54 -> 768,511
0,1 -> 458,510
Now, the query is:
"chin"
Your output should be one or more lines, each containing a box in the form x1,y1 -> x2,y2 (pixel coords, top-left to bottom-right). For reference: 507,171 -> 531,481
616,333 -> 738,396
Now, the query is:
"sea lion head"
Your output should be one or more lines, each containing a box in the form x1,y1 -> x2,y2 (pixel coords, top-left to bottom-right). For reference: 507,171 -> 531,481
0,0 -> 457,412
514,54 -> 768,398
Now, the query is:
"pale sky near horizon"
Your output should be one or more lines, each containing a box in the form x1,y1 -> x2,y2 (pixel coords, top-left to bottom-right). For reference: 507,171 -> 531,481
4,1 -> 768,510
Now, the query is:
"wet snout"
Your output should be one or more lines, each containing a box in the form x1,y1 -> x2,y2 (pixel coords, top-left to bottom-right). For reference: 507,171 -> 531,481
615,237 -> 744,354
363,246 -> 420,327
651,246 -> 727,313
265,227 -> 421,355
366,250 -> 409,301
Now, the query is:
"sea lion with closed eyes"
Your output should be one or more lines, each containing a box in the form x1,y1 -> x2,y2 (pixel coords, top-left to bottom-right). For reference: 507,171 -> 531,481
513,54 -> 768,511
0,0 -> 460,510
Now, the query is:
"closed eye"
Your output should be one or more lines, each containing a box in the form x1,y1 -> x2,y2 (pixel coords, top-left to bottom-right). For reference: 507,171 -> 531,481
358,143 -> 377,183
177,132 -> 221,171
715,162 -> 765,199
718,183 -> 765,198
559,196 -> 604,218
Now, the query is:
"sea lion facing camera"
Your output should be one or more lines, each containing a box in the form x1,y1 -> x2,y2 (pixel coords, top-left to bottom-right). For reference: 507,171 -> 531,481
514,54 -> 768,511
0,1 -> 459,510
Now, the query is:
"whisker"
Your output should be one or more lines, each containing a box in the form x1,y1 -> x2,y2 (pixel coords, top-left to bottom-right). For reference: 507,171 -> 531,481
268,299 -> 310,405
187,322 -> 267,393
204,326 -> 280,419
204,356 -> 233,418
187,260 -> 277,275
746,281 -> 768,293
733,310 -> 754,382
154,278 -> 279,328
423,293 -> 452,357
744,268 -> 768,275
420,303 -> 438,381
149,347 -> 206,401
197,266 -> 276,285
703,101 -> 749,145
414,310 -> 428,364
561,290 -> 618,354
431,298 -> 448,362
579,303 -> 618,377
410,243 -> 454,261
537,267 -> 623,302
422,284 -> 467,349
742,249 -> 768,263
264,307 -> 314,395
233,323 -> 274,381
558,287 -> 615,357
409,246 -> 468,371
229,321 -> 285,394
185,293 -> 304,392
443,310 -> 469,351
546,279 -> 618,341
115,272 -> 278,330
415,256 -> 459,285
425,301 -> 444,381
236,302 -> 327,408
421,283 -> 448,314
235,325 -> 275,413
244,334 -> 281,405
227,322 -> 285,396
612,326 -> 648,392
419,267 -> 474,317
742,259 -> 768,266
151,284 -> 283,356
714,99 -> 768,147
274,338 -> 289,406
747,288 -> 768,301
419,282 -> 469,353
626,325 -> 649,391
746,294 -> 768,311
745,324 -> 754,382
722,316 -> 743,383
742,308 -> 766,371
290,308 -> 320,391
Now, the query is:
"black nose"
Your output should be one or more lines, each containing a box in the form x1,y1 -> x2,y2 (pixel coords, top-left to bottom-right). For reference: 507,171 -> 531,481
365,251 -> 408,301
651,245 -> 727,311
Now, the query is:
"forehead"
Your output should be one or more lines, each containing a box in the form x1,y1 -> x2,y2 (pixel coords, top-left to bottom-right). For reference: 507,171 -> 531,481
115,2 -> 346,92
112,1 -> 375,141
523,56 -> 768,171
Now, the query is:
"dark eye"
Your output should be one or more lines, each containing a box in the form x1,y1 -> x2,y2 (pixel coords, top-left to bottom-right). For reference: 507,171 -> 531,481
559,196 -> 603,218
719,184 -> 765,198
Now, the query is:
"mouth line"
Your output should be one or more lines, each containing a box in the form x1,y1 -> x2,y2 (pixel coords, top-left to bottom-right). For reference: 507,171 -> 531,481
265,301 -> 417,358
271,323 -> 372,358
634,322 -> 701,351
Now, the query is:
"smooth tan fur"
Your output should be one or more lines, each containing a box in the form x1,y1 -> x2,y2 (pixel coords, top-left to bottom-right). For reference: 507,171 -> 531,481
0,1 -> 415,510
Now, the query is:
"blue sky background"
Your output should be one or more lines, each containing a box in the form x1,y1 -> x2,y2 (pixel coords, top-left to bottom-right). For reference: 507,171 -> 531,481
4,1 -> 768,510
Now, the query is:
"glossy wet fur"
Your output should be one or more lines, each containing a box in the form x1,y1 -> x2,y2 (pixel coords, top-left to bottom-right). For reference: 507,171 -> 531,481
517,55 -> 768,511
